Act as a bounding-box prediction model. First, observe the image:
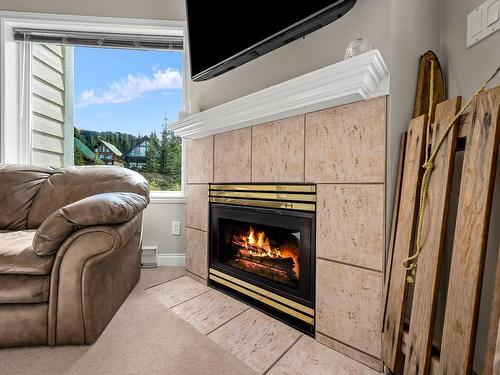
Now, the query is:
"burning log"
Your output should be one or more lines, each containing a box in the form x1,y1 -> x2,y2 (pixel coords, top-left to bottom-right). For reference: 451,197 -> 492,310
231,227 -> 299,282
234,248 -> 297,280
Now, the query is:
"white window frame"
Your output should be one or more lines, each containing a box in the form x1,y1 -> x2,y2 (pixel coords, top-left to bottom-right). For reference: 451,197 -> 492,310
0,11 -> 189,202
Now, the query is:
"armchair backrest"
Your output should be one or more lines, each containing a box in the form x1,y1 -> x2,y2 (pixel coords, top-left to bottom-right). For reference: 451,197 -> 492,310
0,164 -> 150,230
0,164 -> 54,230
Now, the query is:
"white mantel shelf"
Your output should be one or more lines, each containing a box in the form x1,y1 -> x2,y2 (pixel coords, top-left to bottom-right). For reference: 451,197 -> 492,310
171,49 -> 389,139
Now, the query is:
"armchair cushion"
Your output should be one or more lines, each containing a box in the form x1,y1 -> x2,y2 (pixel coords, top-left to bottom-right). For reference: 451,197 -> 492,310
0,274 -> 50,303
33,192 -> 149,256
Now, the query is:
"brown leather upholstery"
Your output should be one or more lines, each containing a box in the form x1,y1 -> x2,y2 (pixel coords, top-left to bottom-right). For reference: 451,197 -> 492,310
0,230 -> 54,275
0,304 -> 48,347
0,164 -> 149,348
33,192 -> 149,256
0,164 -> 53,230
27,165 -> 149,228
0,275 -> 50,303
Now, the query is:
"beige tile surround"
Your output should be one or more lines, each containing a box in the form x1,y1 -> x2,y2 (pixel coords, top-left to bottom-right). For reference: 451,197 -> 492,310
185,97 -> 386,371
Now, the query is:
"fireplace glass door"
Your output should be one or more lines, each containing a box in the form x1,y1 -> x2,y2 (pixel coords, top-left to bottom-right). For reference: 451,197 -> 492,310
210,204 -> 315,307
220,219 -> 301,288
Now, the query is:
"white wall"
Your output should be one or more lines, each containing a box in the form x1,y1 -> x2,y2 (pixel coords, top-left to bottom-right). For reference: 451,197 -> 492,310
142,200 -> 186,264
189,0 -> 392,111
0,0 -> 185,21
385,0 -> 441,244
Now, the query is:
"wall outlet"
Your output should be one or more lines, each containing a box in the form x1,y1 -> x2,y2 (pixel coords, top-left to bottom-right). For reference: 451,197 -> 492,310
171,221 -> 181,236
467,0 -> 500,48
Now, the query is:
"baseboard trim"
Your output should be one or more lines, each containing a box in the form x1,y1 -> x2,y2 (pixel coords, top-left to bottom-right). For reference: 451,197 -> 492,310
157,253 -> 186,267
315,331 -> 383,372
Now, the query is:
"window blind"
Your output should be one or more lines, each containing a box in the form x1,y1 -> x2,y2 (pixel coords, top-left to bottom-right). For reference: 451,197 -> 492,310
13,28 -> 183,51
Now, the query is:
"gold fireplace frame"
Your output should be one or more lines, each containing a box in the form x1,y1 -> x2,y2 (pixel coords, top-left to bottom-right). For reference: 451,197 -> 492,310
209,268 -> 314,325
209,183 -> 316,212
208,183 -> 316,326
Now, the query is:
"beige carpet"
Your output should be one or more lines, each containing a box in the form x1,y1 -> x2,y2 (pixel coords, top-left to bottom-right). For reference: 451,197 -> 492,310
0,267 -> 256,375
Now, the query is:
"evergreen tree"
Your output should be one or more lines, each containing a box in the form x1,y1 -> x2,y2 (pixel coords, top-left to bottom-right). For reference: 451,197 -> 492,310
74,148 -> 86,166
159,118 -> 182,188
144,131 -> 160,172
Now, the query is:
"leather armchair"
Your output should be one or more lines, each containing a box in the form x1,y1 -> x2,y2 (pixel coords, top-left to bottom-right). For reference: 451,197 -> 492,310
0,164 -> 150,348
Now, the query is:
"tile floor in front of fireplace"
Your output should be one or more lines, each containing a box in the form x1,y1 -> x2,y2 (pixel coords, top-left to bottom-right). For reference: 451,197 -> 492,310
146,275 -> 380,375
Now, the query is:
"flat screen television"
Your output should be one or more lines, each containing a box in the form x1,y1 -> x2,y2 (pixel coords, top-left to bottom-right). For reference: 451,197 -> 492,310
186,1 -> 357,81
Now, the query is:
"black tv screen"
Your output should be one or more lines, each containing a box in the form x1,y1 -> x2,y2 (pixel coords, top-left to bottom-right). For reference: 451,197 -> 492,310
186,1 -> 357,81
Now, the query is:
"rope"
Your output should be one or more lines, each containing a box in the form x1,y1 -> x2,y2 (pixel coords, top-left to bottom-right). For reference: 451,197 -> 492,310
402,63 -> 500,284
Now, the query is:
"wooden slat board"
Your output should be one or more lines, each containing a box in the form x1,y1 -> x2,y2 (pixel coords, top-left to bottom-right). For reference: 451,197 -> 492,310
402,331 -> 440,375
483,244 -> 500,375
382,115 -> 428,371
382,132 -> 407,331
413,51 -> 445,122
439,86 -> 500,374
458,112 -> 473,140
403,98 -> 462,375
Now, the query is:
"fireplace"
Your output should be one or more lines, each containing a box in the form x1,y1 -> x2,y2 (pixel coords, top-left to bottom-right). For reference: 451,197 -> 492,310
208,184 -> 316,334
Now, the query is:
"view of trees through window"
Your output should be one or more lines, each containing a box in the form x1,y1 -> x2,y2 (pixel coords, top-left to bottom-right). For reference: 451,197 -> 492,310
73,47 -> 183,191
74,118 -> 182,191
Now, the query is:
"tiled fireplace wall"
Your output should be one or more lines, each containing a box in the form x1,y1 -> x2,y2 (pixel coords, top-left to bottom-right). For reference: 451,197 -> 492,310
185,97 -> 386,370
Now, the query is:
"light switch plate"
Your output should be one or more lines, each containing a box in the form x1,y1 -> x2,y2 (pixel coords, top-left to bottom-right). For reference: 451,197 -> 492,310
467,0 -> 500,48
487,2 -> 500,25
470,9 -> 483,36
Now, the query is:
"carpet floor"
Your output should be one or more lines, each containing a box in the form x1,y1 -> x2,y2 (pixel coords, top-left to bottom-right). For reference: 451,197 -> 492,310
0,267 -> 256,375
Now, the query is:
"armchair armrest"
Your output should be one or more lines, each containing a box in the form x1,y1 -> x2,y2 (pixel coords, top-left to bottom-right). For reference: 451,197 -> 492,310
33,192 -> 148,256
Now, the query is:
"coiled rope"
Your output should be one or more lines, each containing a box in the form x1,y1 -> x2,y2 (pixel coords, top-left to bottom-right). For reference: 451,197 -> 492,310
402,63 -> 500,284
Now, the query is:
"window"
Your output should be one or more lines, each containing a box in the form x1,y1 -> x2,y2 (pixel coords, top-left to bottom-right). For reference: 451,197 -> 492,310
72,47 -> 184,191
0,16 -> 187,195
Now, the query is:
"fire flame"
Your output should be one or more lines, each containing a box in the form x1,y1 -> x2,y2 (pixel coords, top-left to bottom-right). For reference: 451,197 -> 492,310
232,226 -> 299,278
245,227 -> 281,258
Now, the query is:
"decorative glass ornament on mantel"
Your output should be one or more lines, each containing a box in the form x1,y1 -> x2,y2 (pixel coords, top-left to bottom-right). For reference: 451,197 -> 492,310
344,38 -> 372,60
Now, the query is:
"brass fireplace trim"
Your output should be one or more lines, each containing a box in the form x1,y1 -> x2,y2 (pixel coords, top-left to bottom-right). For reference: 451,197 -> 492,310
209,190 -> 316,202
209,268 -> 314,318
209,183 -> 316,212
210,184 -> 316,193
209,197 -> 315,212
209,274 -> 314,325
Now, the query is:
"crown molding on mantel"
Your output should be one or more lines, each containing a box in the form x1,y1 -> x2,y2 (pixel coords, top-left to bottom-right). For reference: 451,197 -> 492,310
170,49 -> 389,139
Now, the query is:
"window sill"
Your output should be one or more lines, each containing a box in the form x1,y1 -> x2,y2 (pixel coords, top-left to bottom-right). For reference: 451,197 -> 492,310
149,191 -> 186,204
